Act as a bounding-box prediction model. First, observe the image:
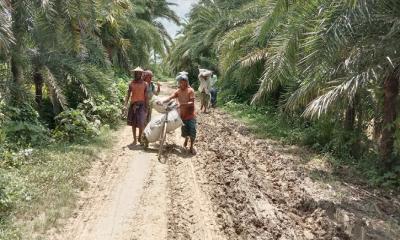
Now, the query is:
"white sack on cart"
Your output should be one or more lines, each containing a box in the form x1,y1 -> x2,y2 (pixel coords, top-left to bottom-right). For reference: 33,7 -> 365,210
144,109 -> 183,143
152,96 -> 168,113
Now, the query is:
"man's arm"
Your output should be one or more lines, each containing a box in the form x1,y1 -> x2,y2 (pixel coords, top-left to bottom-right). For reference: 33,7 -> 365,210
154,82 -> 161,96
162,91 -> 177,103
144,84 -> 149,109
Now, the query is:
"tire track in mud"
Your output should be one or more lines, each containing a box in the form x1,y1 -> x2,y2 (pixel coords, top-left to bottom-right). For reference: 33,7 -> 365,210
165,130 -> 227,240
192,109 -> 400,240
47,83 -> 399,240
193,111 -> 349,240
48,84 -> 227,240
125,84 -> 226,240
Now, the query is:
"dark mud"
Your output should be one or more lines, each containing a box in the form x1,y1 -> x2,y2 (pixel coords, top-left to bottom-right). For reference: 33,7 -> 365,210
191,110 -> 400,240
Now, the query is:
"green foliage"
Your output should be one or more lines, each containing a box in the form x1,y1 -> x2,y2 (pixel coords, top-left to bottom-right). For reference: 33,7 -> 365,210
1,0 -> 179,128
223,100 -> 399,188
53,109 -> 100,142
0,173 -> 13,214
173,0 -> 400,176
223,101 -> 305,144
0,130 -> 112,239
78,97 -> 121,128
94,102 -> 121,127
0,168 -> 31,215
115,76 -> 130,104
3,122 -> 48,147
0,103 -> 49,147
0,0 -> 180,237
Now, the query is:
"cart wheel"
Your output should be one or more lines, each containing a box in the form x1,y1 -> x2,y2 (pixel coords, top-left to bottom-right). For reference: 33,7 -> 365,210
158,121 -> 168,163
142,136 -> 149,149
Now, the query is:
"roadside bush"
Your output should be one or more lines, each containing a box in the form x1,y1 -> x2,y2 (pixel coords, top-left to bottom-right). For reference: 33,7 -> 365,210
78,97 -> 121,128
0,173 -> 12,213
0,103 -> 49,147
116,77 -> 129,103
0,169 -> 31,218
94,100 -> 120,127
53,109 -> 100,142
76,99 -> 100,123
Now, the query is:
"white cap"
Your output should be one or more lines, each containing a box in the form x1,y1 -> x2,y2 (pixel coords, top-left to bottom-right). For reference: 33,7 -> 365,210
132,66 -> 143,72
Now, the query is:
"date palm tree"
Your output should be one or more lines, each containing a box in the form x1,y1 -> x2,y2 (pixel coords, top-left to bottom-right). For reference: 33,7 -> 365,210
0,1 -> 13,57
3,0 -> 179,113
171,0 -> 400,169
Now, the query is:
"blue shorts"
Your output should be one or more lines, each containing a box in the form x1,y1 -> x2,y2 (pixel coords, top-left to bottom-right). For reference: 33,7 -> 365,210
181,119 -> 197,140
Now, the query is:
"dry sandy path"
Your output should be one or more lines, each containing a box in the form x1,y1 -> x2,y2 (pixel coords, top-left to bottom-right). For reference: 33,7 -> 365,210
49,126 -> 156,240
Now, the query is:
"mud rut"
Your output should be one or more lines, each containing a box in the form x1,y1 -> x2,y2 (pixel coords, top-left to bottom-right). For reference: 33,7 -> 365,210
49,85 -> 400,240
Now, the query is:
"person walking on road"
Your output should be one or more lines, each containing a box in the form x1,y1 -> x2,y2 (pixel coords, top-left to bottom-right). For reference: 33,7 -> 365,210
161,75 -> 197,154
125,67 -> 148,145
142,70 -> 160,125
198,69 -> 212,113
176,71 -> 189,87
210,74 -> 218,108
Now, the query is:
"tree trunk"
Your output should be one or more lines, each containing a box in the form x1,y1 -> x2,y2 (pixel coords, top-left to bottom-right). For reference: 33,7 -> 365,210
11,57 -> 23,85
48,84 -> 62,116
352,104 -> 363,159
34,70 -> 44,107
344,97 -> 362,159
373,116 -> 383,143
380,67 -> 400,170
9,0 -> 26,101
9,57 -> 24,102
344,104 -> 356,131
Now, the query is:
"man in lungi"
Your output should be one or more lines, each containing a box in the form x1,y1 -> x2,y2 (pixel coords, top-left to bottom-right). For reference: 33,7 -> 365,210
125,67 -> 148,145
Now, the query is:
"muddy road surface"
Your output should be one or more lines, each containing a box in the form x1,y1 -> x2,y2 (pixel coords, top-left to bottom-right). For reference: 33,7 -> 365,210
49,84 -> 400,240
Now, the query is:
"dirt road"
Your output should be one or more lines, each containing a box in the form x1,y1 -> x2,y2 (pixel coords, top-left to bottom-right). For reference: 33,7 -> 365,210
49,86 -> 226,240
49,85 -> 400,240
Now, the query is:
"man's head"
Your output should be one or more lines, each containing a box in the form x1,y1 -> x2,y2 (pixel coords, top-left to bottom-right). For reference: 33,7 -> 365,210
131,67 -> 143,81
177,75 -> 189,89
142,70 -> 153,83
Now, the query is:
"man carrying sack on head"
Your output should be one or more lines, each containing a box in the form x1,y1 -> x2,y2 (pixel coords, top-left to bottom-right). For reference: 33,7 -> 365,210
198,69 -> 213,113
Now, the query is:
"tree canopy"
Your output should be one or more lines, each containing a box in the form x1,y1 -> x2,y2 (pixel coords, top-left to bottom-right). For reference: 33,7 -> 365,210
168,0 -> 400,173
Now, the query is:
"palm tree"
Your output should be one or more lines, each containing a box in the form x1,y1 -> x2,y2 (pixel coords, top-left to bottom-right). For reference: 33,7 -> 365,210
2,0 -> 179,114
167,0 -> 253,77
172,0 -> 400,169
0,0 -> 14,57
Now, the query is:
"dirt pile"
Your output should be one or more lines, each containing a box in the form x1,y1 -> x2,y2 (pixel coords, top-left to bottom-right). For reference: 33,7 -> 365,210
192,110 -> 400,240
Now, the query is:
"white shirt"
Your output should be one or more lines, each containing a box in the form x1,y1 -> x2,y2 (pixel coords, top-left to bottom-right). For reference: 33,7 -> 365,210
198,77 -> 211,94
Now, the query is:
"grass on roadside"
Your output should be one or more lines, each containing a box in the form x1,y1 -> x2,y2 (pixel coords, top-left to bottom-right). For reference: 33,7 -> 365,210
0,128 -> 114,240
221,101 -> 400,189
222,101 -> 305,144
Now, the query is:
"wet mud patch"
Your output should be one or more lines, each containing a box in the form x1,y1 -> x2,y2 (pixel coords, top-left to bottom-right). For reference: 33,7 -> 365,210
192,109 -> 400,240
